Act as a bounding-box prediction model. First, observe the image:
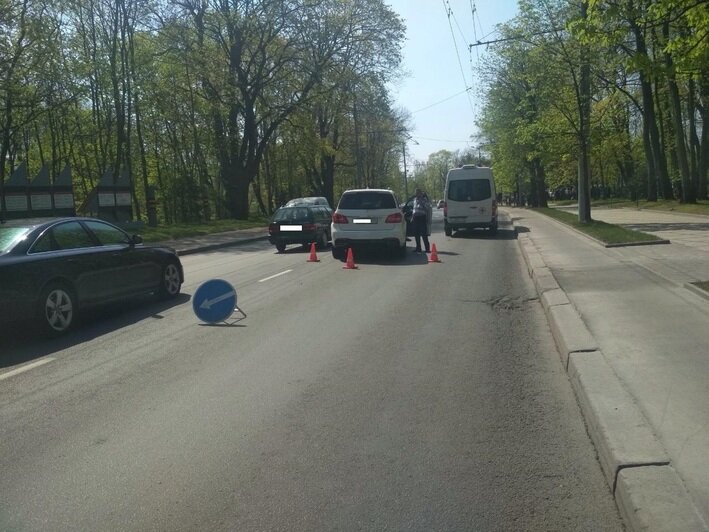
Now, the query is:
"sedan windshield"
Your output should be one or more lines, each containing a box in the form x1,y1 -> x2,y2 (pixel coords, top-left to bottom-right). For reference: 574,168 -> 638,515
0,226 -> 31,253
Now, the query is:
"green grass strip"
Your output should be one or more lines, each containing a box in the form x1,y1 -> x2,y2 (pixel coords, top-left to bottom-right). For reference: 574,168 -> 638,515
551,198 -> 709,216
535,207 -> 661,245
138,217 -> 269,243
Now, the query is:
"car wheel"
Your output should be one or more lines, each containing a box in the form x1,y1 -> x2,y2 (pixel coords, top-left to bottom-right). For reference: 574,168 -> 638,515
38,282 -> 76,336
317,231 -> 328,250
444,224 -> 452,237
276,242 -> 286,253
159,261 -> 182,299
489,223 -> 498,235
332,246 -> 345,261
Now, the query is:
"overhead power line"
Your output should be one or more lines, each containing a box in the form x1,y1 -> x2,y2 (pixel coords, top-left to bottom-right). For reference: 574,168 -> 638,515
442,0 -> 476,115
469,28 -> 566,49
411,87 -> 473,114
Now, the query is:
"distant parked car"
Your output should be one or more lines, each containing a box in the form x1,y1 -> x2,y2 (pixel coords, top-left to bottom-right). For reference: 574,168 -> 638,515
0,217 -> 183,336
437,199 -> 445,209
284,196 -> 331,208
330,188 -> 407,260
268,205 -> 331,252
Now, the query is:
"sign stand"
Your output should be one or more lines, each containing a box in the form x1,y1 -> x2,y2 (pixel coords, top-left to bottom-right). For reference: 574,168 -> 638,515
226,306 -> 247,324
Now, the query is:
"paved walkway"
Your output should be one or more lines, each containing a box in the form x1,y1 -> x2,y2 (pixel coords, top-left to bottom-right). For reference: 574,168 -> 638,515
557,204 -> 709,252
507,206 -> 709,531
155,226 -> 269,255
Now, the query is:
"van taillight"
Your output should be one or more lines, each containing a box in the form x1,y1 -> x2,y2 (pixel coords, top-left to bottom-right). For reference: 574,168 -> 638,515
332,213 -> 348,224
385,213 -> 402,223
492,199 -> 498,216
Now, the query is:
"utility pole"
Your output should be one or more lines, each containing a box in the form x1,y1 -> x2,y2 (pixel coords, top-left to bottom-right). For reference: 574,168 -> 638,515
353,98 -> 362,188
402,143 -> 409,199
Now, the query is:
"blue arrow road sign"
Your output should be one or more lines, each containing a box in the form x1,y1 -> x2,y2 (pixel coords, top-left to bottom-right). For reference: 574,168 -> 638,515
193,279 -> 237,323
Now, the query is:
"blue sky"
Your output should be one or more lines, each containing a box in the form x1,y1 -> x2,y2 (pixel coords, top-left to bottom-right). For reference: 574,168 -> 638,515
385,0 -> 520,163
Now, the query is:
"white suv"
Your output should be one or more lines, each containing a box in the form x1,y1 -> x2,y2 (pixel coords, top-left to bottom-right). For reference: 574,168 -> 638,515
331,189 -> 407,259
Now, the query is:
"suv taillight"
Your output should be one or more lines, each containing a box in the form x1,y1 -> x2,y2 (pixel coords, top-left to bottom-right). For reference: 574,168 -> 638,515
385,213 -> 402,223
268,222 -> 278,234
332,213 -> 348,224
303,223 -> 316,231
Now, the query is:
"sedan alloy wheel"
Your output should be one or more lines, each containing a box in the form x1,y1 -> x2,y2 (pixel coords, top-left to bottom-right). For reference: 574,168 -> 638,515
41,284 -> 76,335
160,262 -> 182,298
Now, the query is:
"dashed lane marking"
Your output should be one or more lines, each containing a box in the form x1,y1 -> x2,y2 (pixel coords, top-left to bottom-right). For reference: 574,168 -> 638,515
0,357 -> 55,381
258,270 -> 293,283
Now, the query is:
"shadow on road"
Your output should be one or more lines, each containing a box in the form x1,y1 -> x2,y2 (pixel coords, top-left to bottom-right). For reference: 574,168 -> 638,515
620,222 -> 709,232
0,293 -> 191,369
449,228 -> 518,240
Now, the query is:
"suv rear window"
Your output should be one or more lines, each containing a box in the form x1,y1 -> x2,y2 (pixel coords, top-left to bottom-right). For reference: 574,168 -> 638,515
338,191 -> 397,210
448,179 -> 491,202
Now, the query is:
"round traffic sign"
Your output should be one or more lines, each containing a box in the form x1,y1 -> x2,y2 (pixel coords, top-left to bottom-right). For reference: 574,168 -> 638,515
192,279 -> 237,323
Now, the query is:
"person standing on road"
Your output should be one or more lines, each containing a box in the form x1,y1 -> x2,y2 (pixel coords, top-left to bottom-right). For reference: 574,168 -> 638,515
411,188 -> 431,253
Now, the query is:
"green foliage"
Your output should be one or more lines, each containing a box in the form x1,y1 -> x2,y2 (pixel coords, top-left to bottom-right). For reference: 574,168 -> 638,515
0,0 -> 406,223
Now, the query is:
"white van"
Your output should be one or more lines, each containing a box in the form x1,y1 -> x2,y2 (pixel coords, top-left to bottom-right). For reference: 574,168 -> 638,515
443,165 -> 498,235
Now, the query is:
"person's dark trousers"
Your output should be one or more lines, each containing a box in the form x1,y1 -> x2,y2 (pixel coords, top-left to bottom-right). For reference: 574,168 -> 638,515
413,215 -> 430,252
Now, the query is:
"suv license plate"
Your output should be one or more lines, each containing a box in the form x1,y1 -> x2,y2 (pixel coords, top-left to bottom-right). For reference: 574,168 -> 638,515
353,218 -> 372,224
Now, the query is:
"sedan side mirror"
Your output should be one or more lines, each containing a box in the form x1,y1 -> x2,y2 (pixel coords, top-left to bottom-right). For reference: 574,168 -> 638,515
131,234 -> 143,246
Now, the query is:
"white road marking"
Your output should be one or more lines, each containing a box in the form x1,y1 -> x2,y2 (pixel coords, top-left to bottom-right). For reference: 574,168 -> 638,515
0,357 -> 55,381
258,269 -> 293,283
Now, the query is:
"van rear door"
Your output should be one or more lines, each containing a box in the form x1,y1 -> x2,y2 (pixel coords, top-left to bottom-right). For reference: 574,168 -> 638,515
446,170 -> 494,224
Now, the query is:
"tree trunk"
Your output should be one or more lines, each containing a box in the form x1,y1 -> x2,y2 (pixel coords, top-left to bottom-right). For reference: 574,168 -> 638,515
663,22 -> 694,203
654,78 -> 677,199
698,73 -> 709,200
577,1 -> 592,223
528,158 -> 548,208
632,22 -> 661,201
687,78 -> 702,199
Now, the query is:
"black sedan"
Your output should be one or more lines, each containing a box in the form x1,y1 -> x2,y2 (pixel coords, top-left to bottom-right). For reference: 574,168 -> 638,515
0,217 -> 184,336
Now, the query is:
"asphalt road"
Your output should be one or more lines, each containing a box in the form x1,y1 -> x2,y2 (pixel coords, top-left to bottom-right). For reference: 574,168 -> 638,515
0,213 -> 624,531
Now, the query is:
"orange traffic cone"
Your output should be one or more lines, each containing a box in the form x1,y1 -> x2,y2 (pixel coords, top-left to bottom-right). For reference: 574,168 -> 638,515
429,243 -> 441,263
306,242 -> 319,262
343,247 -> 358,269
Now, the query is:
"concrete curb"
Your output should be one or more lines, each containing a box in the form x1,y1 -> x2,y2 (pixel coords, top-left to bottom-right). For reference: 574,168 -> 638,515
567,354 -> 669,488
616,467 -> 709,531
684,282 -> 709,302
172,235 -> 269,256
513,218 -> 708,532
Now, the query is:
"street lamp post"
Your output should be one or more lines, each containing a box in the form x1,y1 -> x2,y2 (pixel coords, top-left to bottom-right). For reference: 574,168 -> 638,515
402,137 -> 418,200
402,143 -> 409,199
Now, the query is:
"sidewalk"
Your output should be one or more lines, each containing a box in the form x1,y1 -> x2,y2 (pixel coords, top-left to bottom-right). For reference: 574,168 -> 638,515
507,206 -> 709,532
153,226 -> 269,255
